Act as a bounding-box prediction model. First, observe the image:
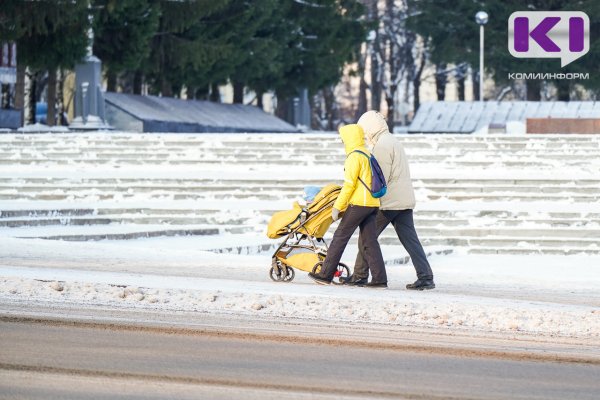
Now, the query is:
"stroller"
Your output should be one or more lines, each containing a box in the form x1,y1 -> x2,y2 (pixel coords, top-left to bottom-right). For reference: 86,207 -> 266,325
266,184 -> 350,284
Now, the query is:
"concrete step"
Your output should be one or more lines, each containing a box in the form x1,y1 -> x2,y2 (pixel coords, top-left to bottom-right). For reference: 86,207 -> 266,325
2,213 -> 598,231
4,146 -> 600,154
4,134 -> 598,143
2,192 -> 597,203
412,236 -> 600,249
0,208 -> 97,218
412,227 -> 600,239
467,247 -> 600,255
3,177 -> 599,187
3,183 -> 599,194
0,217 -> 112,227
0,215 -> 251,227
1,158 -> 597,169
3,145 -> 598,154
16,227 -> 221,241
2,207 -> 599,222
5,222 -> 258,241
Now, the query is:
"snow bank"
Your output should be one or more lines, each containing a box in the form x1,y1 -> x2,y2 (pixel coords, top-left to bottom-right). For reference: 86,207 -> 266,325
1,250 -> 599,339
1,272 -> 598,338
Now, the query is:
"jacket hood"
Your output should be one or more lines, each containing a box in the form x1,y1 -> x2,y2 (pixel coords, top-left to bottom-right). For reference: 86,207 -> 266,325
339,124 -> 365,154
357,111 -> 390,145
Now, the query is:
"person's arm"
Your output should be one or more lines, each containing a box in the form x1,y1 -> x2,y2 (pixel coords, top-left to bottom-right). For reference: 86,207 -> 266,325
333,153 -> 360,212
373,141 -> 393,184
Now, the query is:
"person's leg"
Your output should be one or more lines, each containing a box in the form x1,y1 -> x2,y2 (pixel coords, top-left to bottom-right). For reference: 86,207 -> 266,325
317,205 -> 366,281
358,207 -> 387,284
391,209 -> 434,280
352,210 -> 391,281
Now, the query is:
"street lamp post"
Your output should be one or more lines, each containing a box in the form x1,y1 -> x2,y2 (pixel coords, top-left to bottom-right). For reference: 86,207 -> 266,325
475,11 -> 488,102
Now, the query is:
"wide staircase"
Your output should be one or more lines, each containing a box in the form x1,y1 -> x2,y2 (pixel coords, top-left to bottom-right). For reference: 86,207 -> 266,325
1,133 -> 599,256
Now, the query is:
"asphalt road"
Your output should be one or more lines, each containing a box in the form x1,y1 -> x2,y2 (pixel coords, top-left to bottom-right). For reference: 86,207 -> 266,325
1,319 -> 599,400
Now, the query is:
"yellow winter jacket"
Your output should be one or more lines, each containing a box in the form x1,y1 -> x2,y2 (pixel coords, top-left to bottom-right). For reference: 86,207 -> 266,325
333,124 -> 380,212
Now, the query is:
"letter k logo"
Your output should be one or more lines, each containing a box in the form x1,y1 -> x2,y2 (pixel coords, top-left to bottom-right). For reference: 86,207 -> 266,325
508,11 -> 590,67
514,16 -> 560,52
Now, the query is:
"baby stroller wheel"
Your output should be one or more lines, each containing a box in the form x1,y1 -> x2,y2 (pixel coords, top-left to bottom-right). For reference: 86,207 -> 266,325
269,266 -> 283,282
269,263 -> 295,283
312,262 -> 350,285
282,266 -> 295,282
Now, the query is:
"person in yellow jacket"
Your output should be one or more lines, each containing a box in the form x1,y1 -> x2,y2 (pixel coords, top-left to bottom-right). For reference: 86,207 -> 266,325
308,124 -> 388,288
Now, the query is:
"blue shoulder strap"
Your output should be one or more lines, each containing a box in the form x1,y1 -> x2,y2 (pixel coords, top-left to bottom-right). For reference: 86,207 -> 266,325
348,150 -> 372,193
350,149 -> 369,159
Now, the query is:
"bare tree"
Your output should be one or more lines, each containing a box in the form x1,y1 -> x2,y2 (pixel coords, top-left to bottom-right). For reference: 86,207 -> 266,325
46,69 -> 57,126
23,67 -> 36,125
371,0 -> 423,129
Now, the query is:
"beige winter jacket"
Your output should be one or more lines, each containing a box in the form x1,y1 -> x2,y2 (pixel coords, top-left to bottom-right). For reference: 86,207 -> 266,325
357,111 -> 416,210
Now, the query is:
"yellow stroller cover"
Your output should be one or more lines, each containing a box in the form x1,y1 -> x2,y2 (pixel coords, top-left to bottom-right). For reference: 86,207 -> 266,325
267,184 -> 341,239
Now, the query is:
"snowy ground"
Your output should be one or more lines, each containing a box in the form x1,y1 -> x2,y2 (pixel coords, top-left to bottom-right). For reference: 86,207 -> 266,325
1,235 -> 599,339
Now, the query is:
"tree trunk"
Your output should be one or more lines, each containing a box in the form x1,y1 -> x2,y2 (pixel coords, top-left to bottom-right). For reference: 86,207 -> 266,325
413,81 -> 421,115
472,69 -> 480,101
457,76 -> 465,101
56,69 -> 65,126
386,92 -> 395,132
256,90 -> 264,109
133,71 -> 143,95
209,83 -> 221,102
384,0 -> 399,128
555,81 -> 570,101
435,64 -> 447,101
370,39 -> 381,111
275,95 -> 290,122
323,87 -> 337,131
368,0 -> 381,111
106,69 -> 117,92
1,84 -> 9,108
15,64 -> 25,126
526,80 -> 541,101
232,81 -> 244,104
46,69 -> 57,126
186,86 -> 195,100
195,85 -> 209,101
412,53 -> 426,115
354,40 -> 368,120
24,67 -> 36,125
160,78 -> 172,97
356,77 -> 368,120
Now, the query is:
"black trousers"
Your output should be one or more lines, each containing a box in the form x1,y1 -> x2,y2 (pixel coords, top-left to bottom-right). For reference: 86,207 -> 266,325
354,209 -> 433,281
320,205 -> 387,283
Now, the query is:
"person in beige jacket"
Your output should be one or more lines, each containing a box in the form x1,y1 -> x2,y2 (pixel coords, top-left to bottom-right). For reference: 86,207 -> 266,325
342,111 -> 435,290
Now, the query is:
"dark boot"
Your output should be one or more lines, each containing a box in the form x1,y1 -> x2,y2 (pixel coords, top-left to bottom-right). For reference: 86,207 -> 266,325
406,279 -> 435,290
308,272 -> 331,285
365,281 -> 388,289
340,275 -> 368,286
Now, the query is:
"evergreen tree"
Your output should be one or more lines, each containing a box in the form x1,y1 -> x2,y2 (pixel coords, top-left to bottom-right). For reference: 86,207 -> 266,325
143,0 -> 231,97
214,0 -> 281,104
92,0 -> 160,92
1,1 -> 89,124
271,0 -> 367,120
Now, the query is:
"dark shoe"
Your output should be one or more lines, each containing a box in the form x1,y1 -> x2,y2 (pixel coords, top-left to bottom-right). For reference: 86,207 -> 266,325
365,281 -> 388,289
340,275 -> 368,286
406,279 -> 435,290
308,272 -> 331,285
